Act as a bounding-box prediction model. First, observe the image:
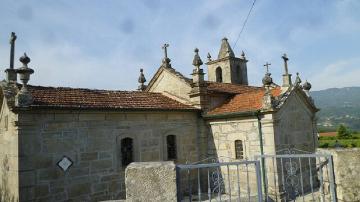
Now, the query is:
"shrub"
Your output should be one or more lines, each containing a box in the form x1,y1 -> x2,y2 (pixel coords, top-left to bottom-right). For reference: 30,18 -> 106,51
337,124 -> 352,139
319,142 -> 329,148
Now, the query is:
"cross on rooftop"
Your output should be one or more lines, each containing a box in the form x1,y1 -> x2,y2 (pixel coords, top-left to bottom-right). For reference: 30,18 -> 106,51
282,53 -> 289,75
9,32 -> 17,69
162,43 -> 169,58
263,62 -> 271,73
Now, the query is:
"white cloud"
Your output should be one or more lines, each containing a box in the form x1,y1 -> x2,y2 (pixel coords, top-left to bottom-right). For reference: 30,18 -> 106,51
309,58 -> 360,90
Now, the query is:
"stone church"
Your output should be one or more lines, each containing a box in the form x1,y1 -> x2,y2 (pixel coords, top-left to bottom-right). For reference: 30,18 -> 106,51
0,33 -> 318,201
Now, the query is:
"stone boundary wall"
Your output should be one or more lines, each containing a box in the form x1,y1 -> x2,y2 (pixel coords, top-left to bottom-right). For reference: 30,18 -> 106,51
318,148 -> 360,202
15,110 -> 201,201
125,162 -> 177,202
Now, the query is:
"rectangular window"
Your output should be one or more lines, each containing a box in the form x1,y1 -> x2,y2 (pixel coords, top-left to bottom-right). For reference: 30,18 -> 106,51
121,138 -> 133,167
166,135 -> 177,160
235,140 -> 244,159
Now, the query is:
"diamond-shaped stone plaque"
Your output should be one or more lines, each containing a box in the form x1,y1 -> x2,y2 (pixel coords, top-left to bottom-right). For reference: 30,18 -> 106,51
57,156 -> 73,172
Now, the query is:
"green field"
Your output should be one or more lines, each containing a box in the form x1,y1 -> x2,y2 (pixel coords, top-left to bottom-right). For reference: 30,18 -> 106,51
319,133 -> 360,148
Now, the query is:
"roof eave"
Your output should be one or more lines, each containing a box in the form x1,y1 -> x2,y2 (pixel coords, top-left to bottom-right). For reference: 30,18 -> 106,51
13,106 -> 200,112
203,110 -> 262,120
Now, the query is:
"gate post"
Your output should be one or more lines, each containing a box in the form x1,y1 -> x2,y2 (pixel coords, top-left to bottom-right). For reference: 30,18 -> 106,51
327,155 -> 337,202
255,161 -> 263,202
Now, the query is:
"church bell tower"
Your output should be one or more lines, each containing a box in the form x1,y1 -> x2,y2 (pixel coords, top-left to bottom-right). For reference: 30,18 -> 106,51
206,37 -> 248,85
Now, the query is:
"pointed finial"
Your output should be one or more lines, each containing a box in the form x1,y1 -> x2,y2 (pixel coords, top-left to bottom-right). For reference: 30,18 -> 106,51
207,53 -> 212,62
262,72 -> 273,87
192,48 -> 203,70
303,80 -> 312,91
218,37 -> 235,59
161,43 -> 171,68
294,72 -> 302,86
15,52 -> 34,107
240,50 -> 246,59
19,52 -> 31,67
282,53 -> 289,75
138,68 -> 147,91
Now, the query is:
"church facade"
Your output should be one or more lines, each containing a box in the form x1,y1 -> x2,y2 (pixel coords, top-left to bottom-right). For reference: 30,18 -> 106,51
0,34 -> 318,201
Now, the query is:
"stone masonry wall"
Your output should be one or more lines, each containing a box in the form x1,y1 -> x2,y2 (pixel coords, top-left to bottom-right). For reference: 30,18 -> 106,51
125,162 -> 177,202
0,100 -> 19,201
16,110 -> 201,201
318,148 -> 360,202
273,92 -> 317,153
148,69 -> 192,105
207,114 -> 275,196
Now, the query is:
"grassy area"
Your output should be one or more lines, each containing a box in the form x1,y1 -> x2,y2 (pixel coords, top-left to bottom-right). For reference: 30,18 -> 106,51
319,133 -> 360,148
319,139 -> 360,148
318,124 -> 360,148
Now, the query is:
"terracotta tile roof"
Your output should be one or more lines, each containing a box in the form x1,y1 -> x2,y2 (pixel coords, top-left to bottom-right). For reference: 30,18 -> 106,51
206,82 -> 262,94
319,132 -> 337,137
207,87 -> 282,115
27,85 -> 197,110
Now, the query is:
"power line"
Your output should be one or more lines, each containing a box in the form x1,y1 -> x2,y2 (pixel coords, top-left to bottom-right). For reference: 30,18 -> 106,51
233,0 -> 257,49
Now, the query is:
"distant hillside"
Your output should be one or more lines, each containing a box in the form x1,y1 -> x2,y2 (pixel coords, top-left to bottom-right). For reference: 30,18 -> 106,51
311,87 -> 360,131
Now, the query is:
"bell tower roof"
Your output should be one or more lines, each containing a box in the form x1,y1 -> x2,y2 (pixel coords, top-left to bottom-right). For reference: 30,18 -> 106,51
217,37 -> 235,59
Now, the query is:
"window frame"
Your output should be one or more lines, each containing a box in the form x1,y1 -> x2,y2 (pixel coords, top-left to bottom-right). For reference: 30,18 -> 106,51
216,67 -> 223,83
234,140 -> 244,160
166,135 -> 177,161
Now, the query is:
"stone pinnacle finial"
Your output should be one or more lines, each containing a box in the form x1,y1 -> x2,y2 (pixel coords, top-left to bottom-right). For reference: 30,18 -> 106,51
218,37 -> 235,59
207,53 -> 212,62
20,52 -> 31,67
192,48 -> 203,70
294,72 -> 302,86
240,50 -> 246,59
161,43 -> 171,68
303,80 -> 312,91
302,80 -> 313,101
138,68 -> 147,91
15,52 -> 35,107
262,64 -> 274,110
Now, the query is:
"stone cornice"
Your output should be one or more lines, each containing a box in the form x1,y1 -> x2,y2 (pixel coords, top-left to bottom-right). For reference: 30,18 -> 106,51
205,56 -> 247,65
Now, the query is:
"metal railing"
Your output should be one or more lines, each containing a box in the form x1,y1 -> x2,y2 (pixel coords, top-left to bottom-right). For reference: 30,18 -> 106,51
176,160 -> 263,202
255,153 -> 337,202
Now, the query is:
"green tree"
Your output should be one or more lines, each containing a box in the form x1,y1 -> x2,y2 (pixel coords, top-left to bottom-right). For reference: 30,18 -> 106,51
337,124 -> 351,138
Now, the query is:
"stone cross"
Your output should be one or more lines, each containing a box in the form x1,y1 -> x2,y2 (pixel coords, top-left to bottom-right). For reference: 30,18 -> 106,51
263,62 -> 271,73
162,43 -> 169,58
282,53 -> 289,75
9,32 -> 17,69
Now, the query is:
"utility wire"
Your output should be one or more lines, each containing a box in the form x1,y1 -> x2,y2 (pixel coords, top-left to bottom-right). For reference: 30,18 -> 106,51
233,0 -> 257,49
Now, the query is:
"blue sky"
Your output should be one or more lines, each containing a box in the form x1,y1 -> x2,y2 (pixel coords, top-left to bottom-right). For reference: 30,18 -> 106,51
0,0 -> 359,90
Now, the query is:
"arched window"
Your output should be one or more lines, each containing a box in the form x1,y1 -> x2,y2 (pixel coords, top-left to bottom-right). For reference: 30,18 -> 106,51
121,137 -> 133,167
216,67 -> 223,83
166,135 -> 177,160
235,140 -> 244,159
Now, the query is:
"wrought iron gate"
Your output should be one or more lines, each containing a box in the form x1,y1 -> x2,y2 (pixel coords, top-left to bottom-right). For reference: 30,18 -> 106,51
176,160 -> 263,201
255,152 -> 337,202
176,153 -> 337,201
